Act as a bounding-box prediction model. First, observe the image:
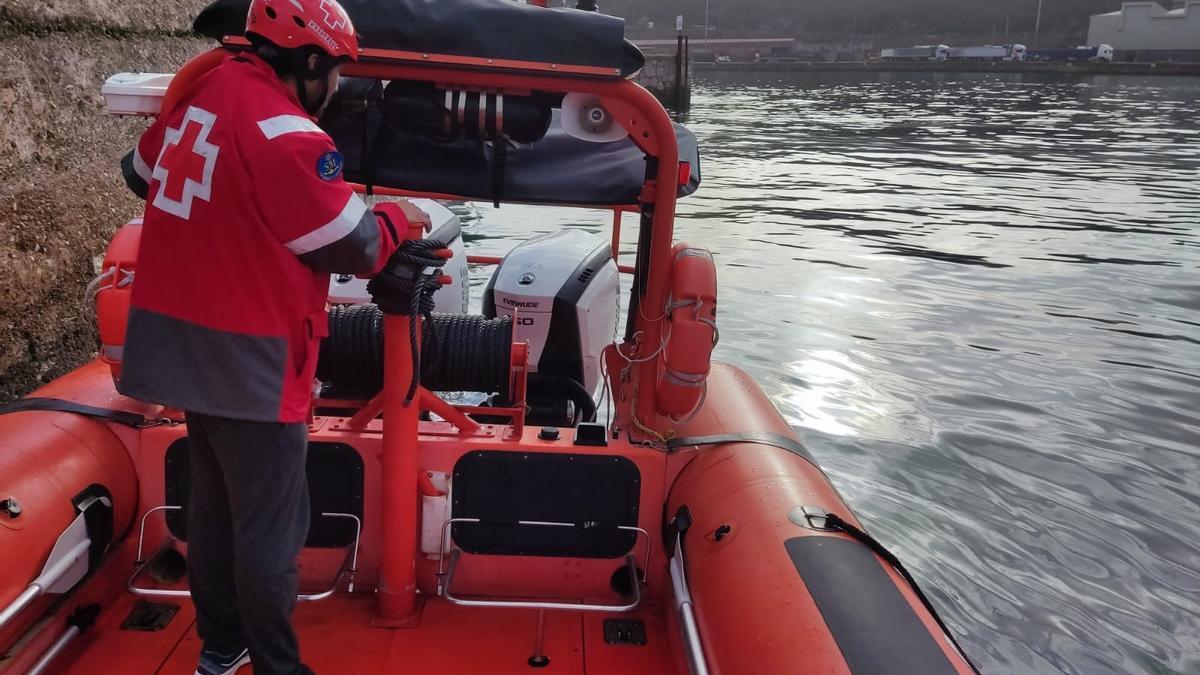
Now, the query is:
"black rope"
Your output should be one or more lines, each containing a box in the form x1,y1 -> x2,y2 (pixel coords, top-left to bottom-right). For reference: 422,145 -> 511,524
319,304 -> 384,393
428,313 -> 512,393
318,306 -> 513,396
367,238 -> 450,403
823,512 -> 981,674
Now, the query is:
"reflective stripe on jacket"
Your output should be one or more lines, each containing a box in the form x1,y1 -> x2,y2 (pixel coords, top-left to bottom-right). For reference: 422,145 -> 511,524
118,53 -> 399,422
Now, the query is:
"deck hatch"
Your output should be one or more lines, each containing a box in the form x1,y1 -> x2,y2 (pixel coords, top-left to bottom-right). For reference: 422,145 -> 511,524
451,450 -> 640,558
164,440 -> 364,548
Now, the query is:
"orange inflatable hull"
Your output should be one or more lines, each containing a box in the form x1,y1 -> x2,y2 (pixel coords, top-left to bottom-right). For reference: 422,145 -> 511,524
0,390 -> 137,647
669,364 -> 972,674
0,361 -> 973,674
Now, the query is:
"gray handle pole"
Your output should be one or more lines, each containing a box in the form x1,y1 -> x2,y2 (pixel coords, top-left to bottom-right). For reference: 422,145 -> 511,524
528,609 -> 549,667
26,626 -> 81,675
0,585 -> 43,630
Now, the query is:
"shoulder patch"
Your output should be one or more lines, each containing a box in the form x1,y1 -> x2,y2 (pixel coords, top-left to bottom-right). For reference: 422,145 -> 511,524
316,151 -> 344,181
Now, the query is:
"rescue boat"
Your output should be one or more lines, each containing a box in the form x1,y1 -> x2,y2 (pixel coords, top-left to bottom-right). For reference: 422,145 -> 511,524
0,1 -> 979,673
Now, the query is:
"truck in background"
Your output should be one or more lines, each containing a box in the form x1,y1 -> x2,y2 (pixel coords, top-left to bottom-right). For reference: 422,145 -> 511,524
880,45 -> 949,61
947,44 -> 1027,61
1027,45 -> 1115,63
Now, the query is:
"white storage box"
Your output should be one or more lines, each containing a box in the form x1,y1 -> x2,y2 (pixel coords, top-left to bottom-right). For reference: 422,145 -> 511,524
101,73 -> 175,116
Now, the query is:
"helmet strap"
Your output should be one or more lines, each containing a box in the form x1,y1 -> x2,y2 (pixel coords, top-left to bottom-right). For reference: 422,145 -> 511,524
252,39 -> 336,116
299,50 -> 338,116
297,76 -> 329,117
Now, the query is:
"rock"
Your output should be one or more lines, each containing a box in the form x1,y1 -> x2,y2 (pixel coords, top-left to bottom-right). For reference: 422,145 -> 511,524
0,29 -> 207,402
1,0 -> 211,34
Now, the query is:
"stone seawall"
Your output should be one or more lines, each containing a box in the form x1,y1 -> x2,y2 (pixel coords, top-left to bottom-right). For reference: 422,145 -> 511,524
0,2 -> 207,402
694,60 -> 1200,76
633,52 -> 692,111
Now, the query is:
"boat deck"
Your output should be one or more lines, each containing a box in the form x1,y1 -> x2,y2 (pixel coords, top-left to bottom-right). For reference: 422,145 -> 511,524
58,590 -> 681,674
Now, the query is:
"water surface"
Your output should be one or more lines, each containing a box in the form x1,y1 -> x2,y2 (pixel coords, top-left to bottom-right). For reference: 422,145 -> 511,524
456,72 -> 1200,674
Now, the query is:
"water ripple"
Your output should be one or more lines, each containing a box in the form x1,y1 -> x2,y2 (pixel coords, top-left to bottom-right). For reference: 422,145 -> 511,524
461,72 -> 1199,674
691,72 -> 1200,675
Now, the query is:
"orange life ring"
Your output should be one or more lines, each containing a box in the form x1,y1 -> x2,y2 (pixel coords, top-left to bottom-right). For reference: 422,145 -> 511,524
159,47 -> 227,116
656,243 -> 718,418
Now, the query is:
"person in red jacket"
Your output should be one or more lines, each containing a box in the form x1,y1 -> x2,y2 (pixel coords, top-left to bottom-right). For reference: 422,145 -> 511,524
118,1 -> 426,673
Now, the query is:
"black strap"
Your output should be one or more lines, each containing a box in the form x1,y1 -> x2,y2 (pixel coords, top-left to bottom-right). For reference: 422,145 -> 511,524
491,139 -> 508,209
363,87 -> 389,199
667,431 -> 818,468
0,397 -> 161,428
824,513 -> 981,674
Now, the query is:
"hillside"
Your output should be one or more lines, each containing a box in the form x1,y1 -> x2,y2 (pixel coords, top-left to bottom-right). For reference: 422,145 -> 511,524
0,1 -> 207,402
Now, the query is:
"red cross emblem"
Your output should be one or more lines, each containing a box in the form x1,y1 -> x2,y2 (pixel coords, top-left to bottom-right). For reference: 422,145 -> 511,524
320,0 -> 348,31
152,106 -> 219,220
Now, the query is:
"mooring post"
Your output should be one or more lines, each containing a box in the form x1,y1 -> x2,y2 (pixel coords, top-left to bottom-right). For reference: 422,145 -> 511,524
675,34 -> 684,110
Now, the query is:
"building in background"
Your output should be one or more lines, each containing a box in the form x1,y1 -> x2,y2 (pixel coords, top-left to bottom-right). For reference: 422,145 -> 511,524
635,37 -> 874,63
1088,1 -> 1200,61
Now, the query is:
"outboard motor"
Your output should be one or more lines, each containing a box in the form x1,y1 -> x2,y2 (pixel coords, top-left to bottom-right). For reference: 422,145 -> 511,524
483,230 -> 619,426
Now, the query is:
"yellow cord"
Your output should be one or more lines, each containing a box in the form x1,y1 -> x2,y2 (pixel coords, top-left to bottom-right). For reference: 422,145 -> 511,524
629,385 -> 676,446
614,335 -> 676,447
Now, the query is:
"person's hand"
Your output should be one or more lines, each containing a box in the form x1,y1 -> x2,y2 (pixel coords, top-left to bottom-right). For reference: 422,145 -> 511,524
394,198 -> 432,232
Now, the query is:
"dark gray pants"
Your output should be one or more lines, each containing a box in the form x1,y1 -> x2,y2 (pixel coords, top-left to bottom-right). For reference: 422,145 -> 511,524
186,412 -> 313,675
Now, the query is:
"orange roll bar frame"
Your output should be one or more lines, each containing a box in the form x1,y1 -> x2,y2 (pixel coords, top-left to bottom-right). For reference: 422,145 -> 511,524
343,70 -> 679,433
376,218 -> 428,624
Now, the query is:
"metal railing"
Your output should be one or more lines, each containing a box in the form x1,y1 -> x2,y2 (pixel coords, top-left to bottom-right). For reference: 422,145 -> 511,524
126,506 -> 361,602
670,532 -> 710,675
435,517 -> 650,612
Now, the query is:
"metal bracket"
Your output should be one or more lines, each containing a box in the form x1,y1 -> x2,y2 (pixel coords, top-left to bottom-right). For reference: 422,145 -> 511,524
127,507 -> 361,601
788,505 -> 837,532
1,496 -> 21,519
435,517 -> 650,613
0,510 -> 94,630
